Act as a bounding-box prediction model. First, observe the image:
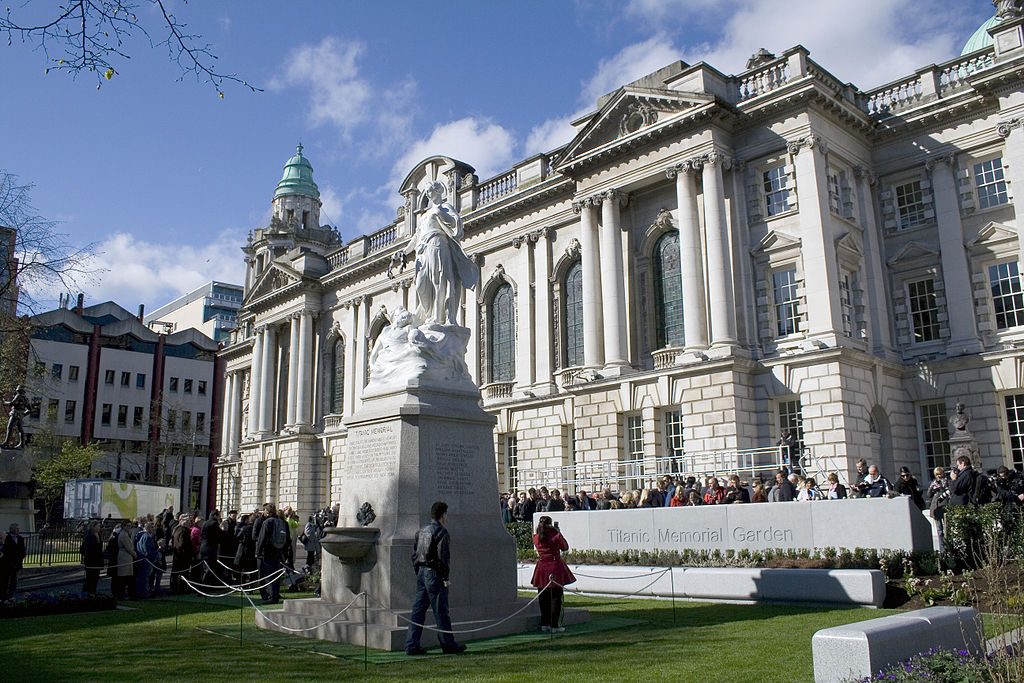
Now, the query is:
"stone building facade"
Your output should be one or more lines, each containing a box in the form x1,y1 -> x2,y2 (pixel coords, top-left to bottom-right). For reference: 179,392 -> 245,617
216,15 -> 1024,516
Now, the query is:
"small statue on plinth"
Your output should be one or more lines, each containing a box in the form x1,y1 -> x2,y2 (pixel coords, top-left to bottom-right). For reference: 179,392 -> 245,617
948,401 -> 980,464
949,402 -> 970,433
2,385 -> 30,449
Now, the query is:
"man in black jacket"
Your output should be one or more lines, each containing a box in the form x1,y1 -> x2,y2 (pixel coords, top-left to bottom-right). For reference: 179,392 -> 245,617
256,504 -> 288,604
948,455 -> 979,506
404,501 -> 465,656
0,523 -> 26,600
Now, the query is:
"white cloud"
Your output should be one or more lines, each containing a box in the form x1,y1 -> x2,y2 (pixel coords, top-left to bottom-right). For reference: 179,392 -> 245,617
392,117 -> 518,185
525,114 -> 579,155
582,35 -> 682,104
78,231 -> 246,310
318,185 -> 344,227
269,37 -> 373,138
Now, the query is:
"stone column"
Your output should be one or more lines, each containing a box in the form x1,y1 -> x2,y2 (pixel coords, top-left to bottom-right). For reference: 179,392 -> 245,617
928,154 -> 981,353
465,268 -> 481,385
344,300 -> 359,417
286,314 -> 300,427
574,196 -> 604,367
668,160 -> 709,350
356,296 -> 370,411
600,190 -> 630,369
258,325 -> 277,434
220,372 -> 233,458
512,238 -> 535,390
997,120 -> 1024,283
248,328 -> 264,438
229,369 -> 242,454
702,152 -> 737,346
533,228 -> 554,391
296,310 -> 313,427
854,166 -> 896,355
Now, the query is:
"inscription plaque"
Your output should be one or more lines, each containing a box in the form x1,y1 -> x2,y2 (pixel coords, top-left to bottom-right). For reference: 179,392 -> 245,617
346,422 -> 399,480
435,441 -> 472,496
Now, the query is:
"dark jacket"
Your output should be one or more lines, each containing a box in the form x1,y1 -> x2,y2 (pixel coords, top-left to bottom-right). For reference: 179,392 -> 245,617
1,533 -> 26,570
995,471 -> 1024,504
411,519 -> 450,581
949,466 -> 979,506
82,531 -> 104,569
200,518 -> 221,561
512,498 -> 536,523
895,476 -> 925,509
234,521 -> 255,566
256,516 -> 290,562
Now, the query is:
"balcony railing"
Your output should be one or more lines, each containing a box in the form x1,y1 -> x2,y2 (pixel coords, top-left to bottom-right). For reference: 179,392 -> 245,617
477,169 -> 518,207
367,226 -> 396,254
482,381 -> 514,400
323,414 -> 344,431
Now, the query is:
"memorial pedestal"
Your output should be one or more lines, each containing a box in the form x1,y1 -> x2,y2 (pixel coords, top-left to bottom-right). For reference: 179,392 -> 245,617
0,448 -> 36,533
256,380 -> 588,649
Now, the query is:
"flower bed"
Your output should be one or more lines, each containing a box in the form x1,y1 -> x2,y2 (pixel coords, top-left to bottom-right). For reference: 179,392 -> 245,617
0,591 -> 117,619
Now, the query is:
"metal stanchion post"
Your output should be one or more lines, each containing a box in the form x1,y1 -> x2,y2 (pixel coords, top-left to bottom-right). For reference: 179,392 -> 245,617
239,584 -> 244,642
669,568 -> 676,625
363,592 -> 368,671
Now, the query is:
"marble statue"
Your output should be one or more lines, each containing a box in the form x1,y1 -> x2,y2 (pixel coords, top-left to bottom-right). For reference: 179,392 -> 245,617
2,386 -> 30,449
404,181 -> 478,327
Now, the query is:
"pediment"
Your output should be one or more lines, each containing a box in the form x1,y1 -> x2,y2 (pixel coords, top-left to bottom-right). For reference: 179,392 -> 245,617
244,264 -> 301,305
751,229 -> 801,256
968,221 -> 1018,248
887,241 -> 939,266
835,231 -> 863,258
555,88 -> 714,167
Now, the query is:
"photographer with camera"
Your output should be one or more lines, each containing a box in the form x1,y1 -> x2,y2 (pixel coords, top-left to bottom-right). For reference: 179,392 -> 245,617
531,516 -> 576,633
926,466 -> 951,552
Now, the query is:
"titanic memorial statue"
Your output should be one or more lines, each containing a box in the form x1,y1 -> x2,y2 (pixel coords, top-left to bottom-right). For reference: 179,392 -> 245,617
256,177 -> 587,649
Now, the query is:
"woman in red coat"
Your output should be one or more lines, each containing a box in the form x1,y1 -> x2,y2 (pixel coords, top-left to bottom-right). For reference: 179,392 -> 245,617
531,516 -> 576,632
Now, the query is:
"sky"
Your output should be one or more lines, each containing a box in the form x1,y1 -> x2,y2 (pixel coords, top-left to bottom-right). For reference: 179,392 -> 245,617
0,0 -> 995,313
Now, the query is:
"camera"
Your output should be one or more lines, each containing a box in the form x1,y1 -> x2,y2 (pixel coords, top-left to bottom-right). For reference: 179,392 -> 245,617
553,521 -> 559,529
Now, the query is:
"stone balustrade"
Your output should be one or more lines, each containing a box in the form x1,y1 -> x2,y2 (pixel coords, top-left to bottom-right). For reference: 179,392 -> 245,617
477,169 -> 518,207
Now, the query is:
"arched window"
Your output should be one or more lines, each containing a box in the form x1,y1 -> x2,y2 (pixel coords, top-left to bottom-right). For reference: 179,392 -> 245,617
330,338 -> 345,413
564,261 -> 584,367
489,284 -> 515,382
654,231 -> 684,348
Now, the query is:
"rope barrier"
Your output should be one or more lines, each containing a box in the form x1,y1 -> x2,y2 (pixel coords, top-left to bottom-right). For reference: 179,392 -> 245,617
181,570 -> 285,598
562,568 -> 671,600
218,559 -> 259,576
242,588 -> 364,633
570,567 -> 673,580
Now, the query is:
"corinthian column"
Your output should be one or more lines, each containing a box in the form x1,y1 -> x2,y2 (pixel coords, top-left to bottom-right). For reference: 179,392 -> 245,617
247,328 -> 264,438
286,313 -> 300,427
574,196 -> 604,367
296,310 -> 313,426
229,368 -> 242,454
600,190 -> 630,369
702,152 -> 737,346
220,372 -> 233,458
668,160 -> 709,350
258,325 -> 277,434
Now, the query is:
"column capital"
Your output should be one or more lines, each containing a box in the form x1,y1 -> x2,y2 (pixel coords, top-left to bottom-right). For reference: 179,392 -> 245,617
602,188 -> 628,207
528,226 -> 550,243
853,165 -> 878,185
997,118 -> 1022,138
925,152 -> 956,172
786,133 -> 827,156
255,323 -> 268,333
511,235 -> 525,249
572,194 -> 602,212
703,150 -> 733,169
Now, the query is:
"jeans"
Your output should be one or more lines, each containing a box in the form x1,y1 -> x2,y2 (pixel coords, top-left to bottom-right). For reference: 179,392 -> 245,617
259,557 -> 282,603
405,567 -> 456,651
135,562 -> 152,598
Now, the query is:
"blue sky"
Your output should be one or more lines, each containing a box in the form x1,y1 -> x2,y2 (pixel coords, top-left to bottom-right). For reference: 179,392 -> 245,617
1,0 -> 993,312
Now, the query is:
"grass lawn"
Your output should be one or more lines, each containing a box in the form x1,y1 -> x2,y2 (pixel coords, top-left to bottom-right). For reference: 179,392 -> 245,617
0,591 -> 896,682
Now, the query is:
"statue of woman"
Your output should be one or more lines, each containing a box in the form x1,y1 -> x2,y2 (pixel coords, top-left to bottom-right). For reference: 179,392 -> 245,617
404,181 -> 477,326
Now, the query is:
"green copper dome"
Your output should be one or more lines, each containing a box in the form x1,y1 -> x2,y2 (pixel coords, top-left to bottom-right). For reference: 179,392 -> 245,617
962,15 -> 1001,55
274,144 -> 320,199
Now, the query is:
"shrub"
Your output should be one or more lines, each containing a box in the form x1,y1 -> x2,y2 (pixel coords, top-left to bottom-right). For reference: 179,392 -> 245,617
0,591 -> 116,619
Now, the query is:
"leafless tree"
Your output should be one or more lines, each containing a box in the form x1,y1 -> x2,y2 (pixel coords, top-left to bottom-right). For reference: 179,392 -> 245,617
0,170 -> 98,315
1,0 -> 260,95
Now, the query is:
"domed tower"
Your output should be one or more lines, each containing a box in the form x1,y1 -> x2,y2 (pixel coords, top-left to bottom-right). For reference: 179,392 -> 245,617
242,145 -> 341,296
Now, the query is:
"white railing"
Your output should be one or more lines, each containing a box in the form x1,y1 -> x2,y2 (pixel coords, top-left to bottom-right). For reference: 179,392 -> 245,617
367,226 -> 396,254
737,59 -> 790,102
323,414 -> 344,431
482,381 -> 514,400
861,75 -> 923,116
327,247 -> 349,269
652,347 -> 686,369
517,446 -> 789,494
477,169 -> 517,207
938,50 -> 994,95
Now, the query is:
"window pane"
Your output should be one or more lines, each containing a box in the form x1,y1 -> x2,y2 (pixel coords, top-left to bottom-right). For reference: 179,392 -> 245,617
623,414 -> 645,491
920,402 -> 950,470
654,232 -> 684,348
664,409 -> 685,460
990,261 -> 1024,329
331,339 -> 345,413
489,283 -> 515,382
974,158 -> 1008,210
895,180 -> 928,229
763,165 -> 791,216
564,262 -> 584,367
778,399 -> 805,452
773,268 -> 801,336
907,279 -> 940,342
1006,394 -> 1024,470
506,435 -> 518,492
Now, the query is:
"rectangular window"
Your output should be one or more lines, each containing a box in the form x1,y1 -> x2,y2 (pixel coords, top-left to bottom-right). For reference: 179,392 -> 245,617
198,380 -> 207,395
48,399 -> 59,419
827,170 -> 841,215
839,273 -> 854,338
664,409 -> 685,460
167,409 -> 177,430
104,369 -> 115,385
974,157 -> 1008,209
895,180 -> 928,229
117,405 -> 128,427
763,165 -> 791,216
34,361 -> 46,376
907,278 -> 940,343
29,399 -> 41,420
1007,394 -> 1024,470
101,403 -> 112,425
989,261 -> 1024,329
69,365 -> 79,381
133,406 -> 144,428
169,377 -> 179,392
121,371 -> 130,387
136,373 -> 146,389
196,412 -> 206,432
778,399 -> 805,453
623,414 -> 645,491
919,402 -> 951,470
505,435 -> 518,492
65,400 -> 76,423
773,268 -> 801,336
182,411 -> 192,432
52,363 -> 62,379
184,379 -> 193,394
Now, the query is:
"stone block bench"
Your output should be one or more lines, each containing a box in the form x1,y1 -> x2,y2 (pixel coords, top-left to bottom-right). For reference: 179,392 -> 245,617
811,606 -> 982,682
517,564 -> 885,607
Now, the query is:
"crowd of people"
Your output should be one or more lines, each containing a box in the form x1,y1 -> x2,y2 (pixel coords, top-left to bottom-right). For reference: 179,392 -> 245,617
500,455 -> 1024,527
72,502 -> 337,604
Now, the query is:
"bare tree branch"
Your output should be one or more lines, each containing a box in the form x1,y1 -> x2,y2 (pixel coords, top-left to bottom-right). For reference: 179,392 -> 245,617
1,1 -> 261,95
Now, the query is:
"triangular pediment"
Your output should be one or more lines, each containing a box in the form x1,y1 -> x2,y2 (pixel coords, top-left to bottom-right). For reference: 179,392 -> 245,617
968,221 -> 1018,248
244,264 -> 301,305
887,241 -> 939,266
555,87 -> 714,168
751,229 -> 801,256
835,231 -> 863,258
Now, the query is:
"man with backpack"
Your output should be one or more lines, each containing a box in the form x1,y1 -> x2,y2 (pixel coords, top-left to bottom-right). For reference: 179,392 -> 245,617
256,503 -> 289,605
949,455 -> 992,506
134,522 -> 158,598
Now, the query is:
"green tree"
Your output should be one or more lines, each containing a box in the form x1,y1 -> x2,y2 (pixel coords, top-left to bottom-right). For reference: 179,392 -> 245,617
33,440 -> 103,522
1,1 -> 260,94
